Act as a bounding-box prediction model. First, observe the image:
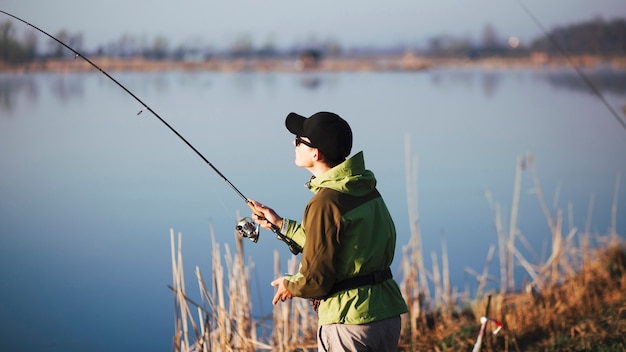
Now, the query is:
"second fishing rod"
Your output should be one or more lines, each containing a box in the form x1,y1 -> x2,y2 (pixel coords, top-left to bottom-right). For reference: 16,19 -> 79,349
1,9 -> 301,254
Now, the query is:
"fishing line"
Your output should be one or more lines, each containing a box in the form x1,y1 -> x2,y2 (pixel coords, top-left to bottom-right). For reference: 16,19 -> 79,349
513,0 -> 626,133
1,10 -> 300,252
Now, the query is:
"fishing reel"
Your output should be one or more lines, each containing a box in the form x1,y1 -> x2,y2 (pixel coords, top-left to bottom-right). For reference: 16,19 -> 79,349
236,217 -> 260,243
235,216 -> 302,255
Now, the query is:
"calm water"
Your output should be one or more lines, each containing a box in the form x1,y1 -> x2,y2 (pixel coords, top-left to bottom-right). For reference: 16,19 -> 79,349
1,68 -> 625,351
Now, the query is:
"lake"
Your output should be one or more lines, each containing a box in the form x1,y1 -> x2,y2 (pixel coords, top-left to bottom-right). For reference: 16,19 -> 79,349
1,67 -> 625,351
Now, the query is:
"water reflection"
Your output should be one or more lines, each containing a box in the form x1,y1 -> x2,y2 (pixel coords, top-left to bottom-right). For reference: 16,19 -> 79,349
482,71 -> 500,98
0,75 -> 38,115
429,69 -> 503,99
300,75 -> 322,89
4,69 -> 624,113
49,74 -> 85,103
544,68 -> 626,95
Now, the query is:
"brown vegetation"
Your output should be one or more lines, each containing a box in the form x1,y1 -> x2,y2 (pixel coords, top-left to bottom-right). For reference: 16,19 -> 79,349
2,54 -> 626,74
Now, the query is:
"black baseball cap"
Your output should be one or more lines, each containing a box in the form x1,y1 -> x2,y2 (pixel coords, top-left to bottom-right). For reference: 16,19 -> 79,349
285,111 -> 353,162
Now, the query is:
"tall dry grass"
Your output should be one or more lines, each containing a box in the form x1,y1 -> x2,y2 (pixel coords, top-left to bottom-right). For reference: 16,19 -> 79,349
170,228 -> 318,351
170,227 -> 274,351
169,138 -> 624,351
396,137 -> 625,351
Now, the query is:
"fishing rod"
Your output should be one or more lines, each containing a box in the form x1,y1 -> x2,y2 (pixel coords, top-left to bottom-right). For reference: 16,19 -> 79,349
513,0 -> 626,133
0,9 -> 301,254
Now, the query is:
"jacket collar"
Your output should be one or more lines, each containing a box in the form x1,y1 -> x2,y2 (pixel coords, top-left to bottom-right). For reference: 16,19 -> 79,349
305,151 -> 376,196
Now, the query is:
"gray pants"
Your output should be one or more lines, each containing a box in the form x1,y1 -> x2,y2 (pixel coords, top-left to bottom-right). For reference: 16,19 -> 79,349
317,316 -> 401,352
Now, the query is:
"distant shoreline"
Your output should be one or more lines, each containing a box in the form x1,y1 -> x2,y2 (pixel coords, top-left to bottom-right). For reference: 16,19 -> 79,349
1,54 -> 626,73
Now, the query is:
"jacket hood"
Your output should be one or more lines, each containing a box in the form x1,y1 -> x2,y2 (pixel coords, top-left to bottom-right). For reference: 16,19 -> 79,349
306,151 -> 376,196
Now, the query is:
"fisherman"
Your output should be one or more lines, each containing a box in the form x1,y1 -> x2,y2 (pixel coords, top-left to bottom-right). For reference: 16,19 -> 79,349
250,111 -> 408,351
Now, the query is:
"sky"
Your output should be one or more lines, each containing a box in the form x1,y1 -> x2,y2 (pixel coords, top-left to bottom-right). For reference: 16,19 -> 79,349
1,0 -> 626,51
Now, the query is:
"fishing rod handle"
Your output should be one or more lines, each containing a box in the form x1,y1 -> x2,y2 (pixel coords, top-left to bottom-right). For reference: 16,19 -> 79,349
247,201 -> 301,255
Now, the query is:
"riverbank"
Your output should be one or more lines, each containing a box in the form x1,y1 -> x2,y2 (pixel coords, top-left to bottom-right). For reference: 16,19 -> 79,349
2,53 -> 626,74
170,232 -> 626,351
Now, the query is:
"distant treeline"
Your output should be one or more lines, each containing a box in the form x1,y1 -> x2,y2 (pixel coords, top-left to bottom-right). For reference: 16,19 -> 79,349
427,18 -> 626,58
0,21 -> 36,64
1,17 -> 625,64
531,18 -> 626,55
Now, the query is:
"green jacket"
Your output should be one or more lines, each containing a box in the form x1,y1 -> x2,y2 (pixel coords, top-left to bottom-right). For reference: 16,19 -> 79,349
281,151 -> 408,325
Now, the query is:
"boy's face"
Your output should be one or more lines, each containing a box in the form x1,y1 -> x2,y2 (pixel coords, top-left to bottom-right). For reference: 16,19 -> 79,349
293,136 -> 318,169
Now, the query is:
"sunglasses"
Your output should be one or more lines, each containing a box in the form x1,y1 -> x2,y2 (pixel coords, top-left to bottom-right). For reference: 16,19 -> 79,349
295,136 -> 315,148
